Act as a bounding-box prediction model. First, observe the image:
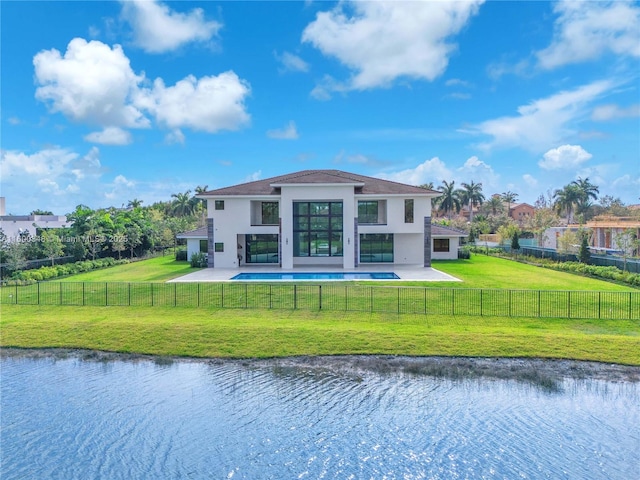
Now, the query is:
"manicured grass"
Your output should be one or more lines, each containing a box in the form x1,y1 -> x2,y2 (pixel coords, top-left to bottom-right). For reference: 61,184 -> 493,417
2,305 -> 639,364
55,254 -> 197,282
431,255 -> 634,291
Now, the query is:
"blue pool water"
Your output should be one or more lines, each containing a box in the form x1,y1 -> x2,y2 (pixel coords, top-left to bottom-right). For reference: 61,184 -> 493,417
231,272 -> 400,280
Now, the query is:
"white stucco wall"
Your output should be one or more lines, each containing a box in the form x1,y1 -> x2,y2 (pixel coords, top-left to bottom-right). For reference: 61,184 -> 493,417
431,236 -> 460,260
204,187 -> 436,268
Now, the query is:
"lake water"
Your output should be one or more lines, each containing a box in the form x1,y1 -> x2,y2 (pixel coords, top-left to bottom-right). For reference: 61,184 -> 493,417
2,353 -> 639,479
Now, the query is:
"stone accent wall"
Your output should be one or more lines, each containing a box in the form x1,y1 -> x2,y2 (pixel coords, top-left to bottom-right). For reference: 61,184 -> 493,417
424,216 -> 432,267
207,218 -> 215,268
353,217 -> 359,267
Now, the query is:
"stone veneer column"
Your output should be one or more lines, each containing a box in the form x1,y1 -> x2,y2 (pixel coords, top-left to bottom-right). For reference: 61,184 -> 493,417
423,216 -> 431,267
353,217 -> 359,267
207,218 -> 215,268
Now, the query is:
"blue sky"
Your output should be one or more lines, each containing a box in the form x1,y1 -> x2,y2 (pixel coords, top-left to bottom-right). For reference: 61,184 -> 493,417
1,0 -> 639,215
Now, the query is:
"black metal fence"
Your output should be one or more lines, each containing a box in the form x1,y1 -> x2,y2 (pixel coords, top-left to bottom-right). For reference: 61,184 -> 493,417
2,282 -> 639,320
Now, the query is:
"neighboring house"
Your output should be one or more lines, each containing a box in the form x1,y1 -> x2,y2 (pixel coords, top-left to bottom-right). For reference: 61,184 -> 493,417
509,203 -> 534,225
578,216 -> 640,255
181,169 -> 463,269
0,198 -> 71,241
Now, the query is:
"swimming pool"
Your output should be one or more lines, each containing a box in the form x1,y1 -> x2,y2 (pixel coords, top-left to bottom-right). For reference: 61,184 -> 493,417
231,272 -> 400,281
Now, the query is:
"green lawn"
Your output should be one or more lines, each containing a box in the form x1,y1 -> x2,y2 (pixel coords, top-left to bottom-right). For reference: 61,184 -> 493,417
2,305 -> 639,364
55,254 -> 197,282
432,255 -> 633,291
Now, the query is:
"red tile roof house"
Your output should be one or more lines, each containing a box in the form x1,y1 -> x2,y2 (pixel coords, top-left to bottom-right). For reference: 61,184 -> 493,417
179,170 -> 465,269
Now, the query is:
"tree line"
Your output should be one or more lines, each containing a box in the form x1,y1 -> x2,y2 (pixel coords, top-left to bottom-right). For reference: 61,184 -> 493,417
0,188 -> 209,276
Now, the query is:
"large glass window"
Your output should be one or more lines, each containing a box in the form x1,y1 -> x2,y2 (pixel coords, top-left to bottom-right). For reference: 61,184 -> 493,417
293,201 -> 343,257
199,240 -> 208,253
360,234 -> 394,263
358,201 -> 378,224
245,234 -> 279,263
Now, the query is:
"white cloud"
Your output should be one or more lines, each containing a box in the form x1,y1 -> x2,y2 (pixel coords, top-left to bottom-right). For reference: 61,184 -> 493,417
138,72 -> 251,133
539,145 -> 592,171
114,174 -> 135,187
121,0 -> 222,53
591,103 -> 640,122
536,0 -> 640,70
267,121 -> 299,140
445,78 -> 472,88
84,127 -> 132,145
302,0 -> 483,95
0,147 -> 107,211
245,171 -> 262,182
446,92 -> 471,100
456,156 -> 499,189
164,129 -> 185,145
523,174 -> 538,189
472,79 -> 614,152
377,157 -> 453,186
274,51 -> 309,73
34,38 -> 149,129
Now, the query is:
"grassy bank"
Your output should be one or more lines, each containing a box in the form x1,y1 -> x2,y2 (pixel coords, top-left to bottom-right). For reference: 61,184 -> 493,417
2,305 -> 639,365
53,255 -> 196,283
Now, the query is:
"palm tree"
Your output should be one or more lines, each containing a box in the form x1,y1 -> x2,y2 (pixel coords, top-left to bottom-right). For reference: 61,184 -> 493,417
571,177 -> 599,217
484,196 -> 505,216
553,184 -> 581,224
171,191 -> 194,217
127,198 -> 143,209
501,191 -> 519,216
460,181 -> 484,222
436,180 -> 463,219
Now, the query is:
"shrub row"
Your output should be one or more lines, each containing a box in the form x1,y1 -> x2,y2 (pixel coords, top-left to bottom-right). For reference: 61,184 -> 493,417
11,258 -> 130,282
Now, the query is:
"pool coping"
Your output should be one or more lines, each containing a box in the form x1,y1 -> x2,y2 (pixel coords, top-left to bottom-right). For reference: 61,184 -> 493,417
168,265 -> 461,283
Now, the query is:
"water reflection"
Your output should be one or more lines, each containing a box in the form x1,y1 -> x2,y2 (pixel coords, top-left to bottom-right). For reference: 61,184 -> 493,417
2,352 -> 639,479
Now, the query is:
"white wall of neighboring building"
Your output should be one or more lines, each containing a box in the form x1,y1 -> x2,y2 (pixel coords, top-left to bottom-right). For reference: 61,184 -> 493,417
393,233 -> 423,264
0,215 -> 71,242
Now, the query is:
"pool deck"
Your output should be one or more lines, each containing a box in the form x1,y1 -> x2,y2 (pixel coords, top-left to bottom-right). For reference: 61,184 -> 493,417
168,265 -> 461,282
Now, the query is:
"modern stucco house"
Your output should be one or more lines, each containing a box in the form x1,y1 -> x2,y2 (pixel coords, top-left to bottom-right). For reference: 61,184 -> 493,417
180,170 -> 466,269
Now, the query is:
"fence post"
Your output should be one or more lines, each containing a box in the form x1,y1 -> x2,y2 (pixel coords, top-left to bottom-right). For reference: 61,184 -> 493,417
630,292 -> 633,320
480,289 -> 483,316
151,283 -> 154,307
319,285 -> 322,310
452,290 -> 455,316
174,283 -> 177,307
128,283 -> 131,306
269,284 -> 272,309
424,288 -> 427,315
197,283 -> 200,308
83,283 -> 85,306
508,290 -> 511,317
245,284 -> 248,309
60,282 -> 63,306
105,282 -> 108,306
397,287 -> 400,314
568,291 -> 571,318
221,283 -> 224,308
538,290 -> 541,317
294,285 -> 297,310
370,286 -> 373,313
598,291 -> 601,319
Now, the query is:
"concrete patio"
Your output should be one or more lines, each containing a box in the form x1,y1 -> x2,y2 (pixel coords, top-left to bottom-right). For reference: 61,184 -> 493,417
168,265 -> 461,282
